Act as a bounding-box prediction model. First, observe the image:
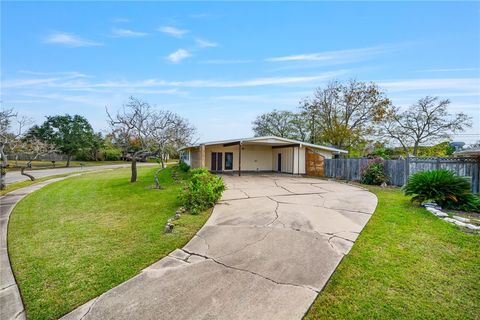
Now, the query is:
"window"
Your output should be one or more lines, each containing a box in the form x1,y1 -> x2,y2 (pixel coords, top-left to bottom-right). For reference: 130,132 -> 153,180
180,151 -> 190,161
225,152 -> 233,170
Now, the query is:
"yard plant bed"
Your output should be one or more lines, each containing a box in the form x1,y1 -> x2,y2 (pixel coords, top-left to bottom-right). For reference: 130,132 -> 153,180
306,186 -> 479,319
8,166 -> 211,320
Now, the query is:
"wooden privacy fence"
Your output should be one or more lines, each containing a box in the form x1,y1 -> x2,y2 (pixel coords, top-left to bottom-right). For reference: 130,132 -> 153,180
323,157 -> 480,193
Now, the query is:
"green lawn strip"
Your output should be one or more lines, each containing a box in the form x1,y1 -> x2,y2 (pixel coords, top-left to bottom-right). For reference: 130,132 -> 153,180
8,166 -> 210,320
305,186 -> 480,319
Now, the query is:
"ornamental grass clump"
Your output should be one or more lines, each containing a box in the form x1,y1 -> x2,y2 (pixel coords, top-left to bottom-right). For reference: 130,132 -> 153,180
361,158 -> 388,185
180,168 -> 225,214
404,169 -> 480,212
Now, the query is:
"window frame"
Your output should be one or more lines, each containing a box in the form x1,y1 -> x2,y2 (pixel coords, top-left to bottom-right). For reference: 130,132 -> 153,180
224,152 -> 233,170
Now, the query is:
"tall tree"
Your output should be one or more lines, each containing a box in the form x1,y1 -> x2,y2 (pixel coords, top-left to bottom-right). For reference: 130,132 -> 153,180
27,114 -> 95,167
301,80 -> 391,150
107,96 -> 196,183
0,108 -> 17,189
379,96 -> 472,155
252,109 -> 306,140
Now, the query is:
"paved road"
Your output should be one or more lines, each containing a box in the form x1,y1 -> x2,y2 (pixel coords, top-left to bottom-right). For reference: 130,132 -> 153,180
62,174 -> 377,320
4,163 -> 157,184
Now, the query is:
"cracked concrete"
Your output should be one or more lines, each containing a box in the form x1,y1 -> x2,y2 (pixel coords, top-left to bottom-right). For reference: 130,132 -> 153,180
62,174 -> 377,320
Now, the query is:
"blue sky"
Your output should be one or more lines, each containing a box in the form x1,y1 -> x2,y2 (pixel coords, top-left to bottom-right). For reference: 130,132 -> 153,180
2,1 -> 479,144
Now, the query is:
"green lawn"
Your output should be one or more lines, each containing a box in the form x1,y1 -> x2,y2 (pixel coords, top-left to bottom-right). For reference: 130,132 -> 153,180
8,166 -> 211,320
306,186 -> 480,319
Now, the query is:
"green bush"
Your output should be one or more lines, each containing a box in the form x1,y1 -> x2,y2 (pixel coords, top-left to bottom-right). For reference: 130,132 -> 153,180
178,161 -> 190,172
361,158 -> 388,185
404,169 -> 480,212
102,147 -> 122,161
180,168 -> 225,214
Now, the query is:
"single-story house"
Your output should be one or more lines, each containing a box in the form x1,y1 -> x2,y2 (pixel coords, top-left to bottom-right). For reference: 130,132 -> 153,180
455,147 -> 480,159
179,136 -> 347,176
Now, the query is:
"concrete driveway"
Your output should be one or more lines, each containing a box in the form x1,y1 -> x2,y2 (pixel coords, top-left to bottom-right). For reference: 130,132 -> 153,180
63,174 -> 377,320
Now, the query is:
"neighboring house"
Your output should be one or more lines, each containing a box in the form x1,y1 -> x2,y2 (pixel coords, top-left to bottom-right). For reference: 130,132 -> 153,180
179,136 -> 347,176
455,147 -> 480,159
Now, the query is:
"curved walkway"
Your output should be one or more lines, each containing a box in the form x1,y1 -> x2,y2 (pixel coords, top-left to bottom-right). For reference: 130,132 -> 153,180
62,174 -> 377,320
1,176 -> 79,320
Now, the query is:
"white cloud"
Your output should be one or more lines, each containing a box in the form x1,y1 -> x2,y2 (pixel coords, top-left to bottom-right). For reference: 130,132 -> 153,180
44,32 -> 102,47
195,38 -> 218,48
266,45 -> 395,63
201,59 -> 252,64
158,26 -> 189,38
3,70 -> 345,91
379,78 -> 479,92
111,28 -> 147,38
417,68 -> 478,72
18,70 -> 87,78
167,49 -> 192,63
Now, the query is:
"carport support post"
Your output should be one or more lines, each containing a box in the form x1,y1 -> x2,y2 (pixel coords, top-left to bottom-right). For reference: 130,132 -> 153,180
238,142 -> 242,176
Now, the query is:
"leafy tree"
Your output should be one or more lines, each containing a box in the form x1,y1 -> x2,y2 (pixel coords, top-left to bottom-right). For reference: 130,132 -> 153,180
301,80 -> 390,150
27,114 -> 95,167
379,96 -> 471,156
252,110 -> 300,139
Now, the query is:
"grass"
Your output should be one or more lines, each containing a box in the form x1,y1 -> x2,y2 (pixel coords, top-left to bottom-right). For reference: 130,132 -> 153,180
5,160 -> 129,171
8,166 -> 211,320
306,186 -> 480,319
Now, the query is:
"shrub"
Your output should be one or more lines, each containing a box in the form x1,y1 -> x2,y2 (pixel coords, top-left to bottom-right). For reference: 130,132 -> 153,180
404,169 -> 480,212
178,161 -> 190,172
180,168 -> 225,214
361,158 -> 388,185
102,147 -> 122,161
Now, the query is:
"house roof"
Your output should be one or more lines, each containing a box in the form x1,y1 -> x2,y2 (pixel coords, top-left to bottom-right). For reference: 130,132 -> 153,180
179,136 -> 348,154
454,147 -> 480,157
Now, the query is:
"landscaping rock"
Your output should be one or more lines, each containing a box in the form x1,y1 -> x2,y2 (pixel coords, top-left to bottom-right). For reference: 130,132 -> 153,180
422,202 -> 441,209
164,223 -> 174,233
453,215 -> 470,223
174,213 -> 181,220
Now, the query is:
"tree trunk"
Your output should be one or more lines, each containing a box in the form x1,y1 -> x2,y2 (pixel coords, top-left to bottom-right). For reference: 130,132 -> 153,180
131,153 -> 138,183
154,167 -> 164,189
66,154 -> 71,167
412,143 -> 419,156
0,145 -> 7,190
20,167 -> 35,181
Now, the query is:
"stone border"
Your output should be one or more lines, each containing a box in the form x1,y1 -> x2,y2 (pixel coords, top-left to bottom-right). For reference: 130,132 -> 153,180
423,203 -> 480,231
0,175 -> 82,320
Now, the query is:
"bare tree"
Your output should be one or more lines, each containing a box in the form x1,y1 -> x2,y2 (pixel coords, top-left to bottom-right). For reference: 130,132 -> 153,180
18,137 -> 56,181
107,97 -> 196,184
379,96 -> 472,155
0,108 -> 17,189
107,97 -> 154,182
148,111 -> 196,188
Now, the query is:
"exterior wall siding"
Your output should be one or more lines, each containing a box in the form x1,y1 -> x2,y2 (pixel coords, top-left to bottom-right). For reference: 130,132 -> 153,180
272,147 -> 294,173
184,143 -> 335,174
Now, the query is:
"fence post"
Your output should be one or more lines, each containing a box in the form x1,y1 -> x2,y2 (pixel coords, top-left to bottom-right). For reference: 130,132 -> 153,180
404,156 -> 410,185
436,157 -> 441,170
